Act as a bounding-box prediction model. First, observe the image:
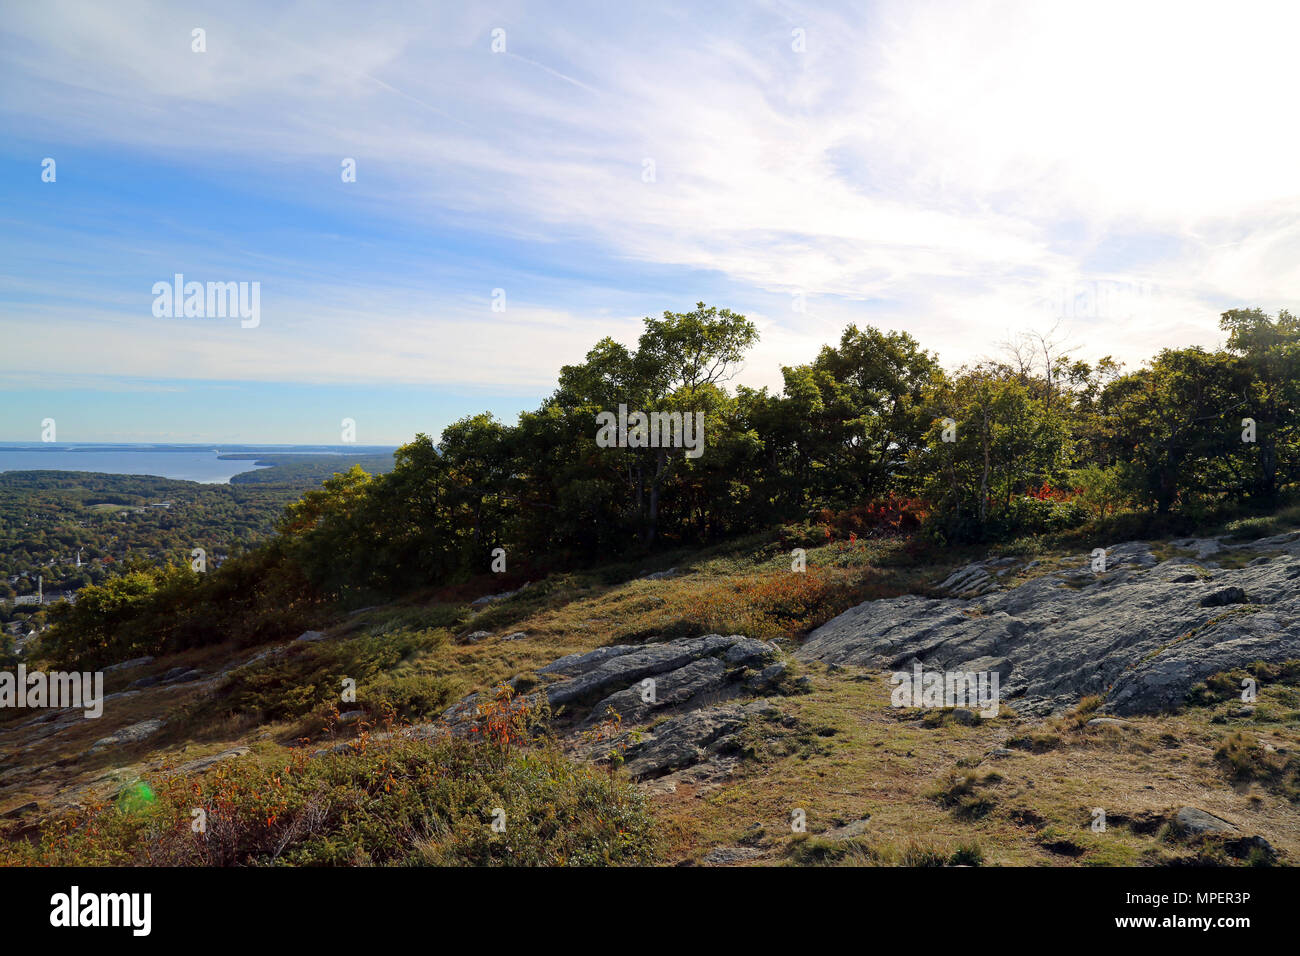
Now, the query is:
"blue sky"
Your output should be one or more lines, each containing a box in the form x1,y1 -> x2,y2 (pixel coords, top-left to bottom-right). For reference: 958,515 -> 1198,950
2,0 -> 1298,444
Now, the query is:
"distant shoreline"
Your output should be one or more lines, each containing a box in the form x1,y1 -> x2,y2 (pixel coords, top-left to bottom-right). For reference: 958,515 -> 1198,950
0,443 -> 398,453
0,446 -> 397,485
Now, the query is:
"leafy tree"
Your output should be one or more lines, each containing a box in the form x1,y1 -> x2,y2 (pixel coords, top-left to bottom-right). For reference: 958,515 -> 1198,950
1220,308 -> 1300,501
1100,348 -> 1248,515
438,414 -> 513,569
801,325 -> 939,503
554,303 -> 757,545
912,364 -> 1071,539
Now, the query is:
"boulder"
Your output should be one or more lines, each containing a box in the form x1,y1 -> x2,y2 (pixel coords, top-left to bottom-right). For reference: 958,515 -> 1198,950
584,657 -> 728,726
1174,807 -> 1238,837
1172,807 -> 1275,860
723,638 -> 779,667
745,662 -> 787,691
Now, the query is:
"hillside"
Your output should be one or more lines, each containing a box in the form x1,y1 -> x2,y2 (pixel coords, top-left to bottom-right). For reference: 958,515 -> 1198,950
3,513 -> 1296,867
0,452 -> 395,596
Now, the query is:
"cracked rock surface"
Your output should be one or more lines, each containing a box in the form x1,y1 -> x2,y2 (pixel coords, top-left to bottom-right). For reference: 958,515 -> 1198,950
440,633 -> 786,783
797,533 -> 1300,715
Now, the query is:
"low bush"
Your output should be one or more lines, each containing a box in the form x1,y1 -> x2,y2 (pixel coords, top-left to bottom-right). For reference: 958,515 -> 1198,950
4,702 -> 658,866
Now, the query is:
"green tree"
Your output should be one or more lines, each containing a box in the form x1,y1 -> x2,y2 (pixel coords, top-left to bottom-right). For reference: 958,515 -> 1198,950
1101,348 -> 1247,515
912,365 -> 1071,539
1220,308 -> 1300,501
555,303 -> 757,545
802,325 -> 939,503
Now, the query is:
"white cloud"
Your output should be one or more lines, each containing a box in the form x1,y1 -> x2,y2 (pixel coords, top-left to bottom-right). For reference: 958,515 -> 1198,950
2,0 -> 1298,390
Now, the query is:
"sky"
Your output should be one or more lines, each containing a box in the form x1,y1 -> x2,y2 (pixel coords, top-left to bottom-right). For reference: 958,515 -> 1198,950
2,0 -> 1299,444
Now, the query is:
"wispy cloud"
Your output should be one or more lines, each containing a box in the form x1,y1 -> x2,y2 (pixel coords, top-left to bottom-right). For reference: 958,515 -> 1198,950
2,0 -> 1297,421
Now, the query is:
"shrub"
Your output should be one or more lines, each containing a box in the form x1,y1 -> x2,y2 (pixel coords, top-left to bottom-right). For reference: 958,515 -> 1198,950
4,721 -> 658,867
657,567 -> 873,641
1213,731 -> 1295,795
815,497 -> 928,538
947,842 -> 985,866
926,770 -> 1000,819
40,544 -> 322,670
1068,464 -> 1134,519
186,628 -> 455,727
998,496 -> 1090,536
1060,695 -> 1104,730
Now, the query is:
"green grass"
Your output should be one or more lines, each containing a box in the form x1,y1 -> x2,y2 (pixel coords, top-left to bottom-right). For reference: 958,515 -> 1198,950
1221,504 -> 1300,541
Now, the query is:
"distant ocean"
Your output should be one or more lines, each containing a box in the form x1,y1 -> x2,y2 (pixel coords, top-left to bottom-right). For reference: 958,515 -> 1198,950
0,446 -> 267,483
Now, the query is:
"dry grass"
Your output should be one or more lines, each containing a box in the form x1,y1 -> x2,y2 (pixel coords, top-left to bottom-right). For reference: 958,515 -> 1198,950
648,665 -> 1299,866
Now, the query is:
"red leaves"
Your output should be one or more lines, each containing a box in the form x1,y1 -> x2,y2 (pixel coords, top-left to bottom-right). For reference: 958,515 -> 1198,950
1026,482 -> 1081,502
817,496 -> 928,539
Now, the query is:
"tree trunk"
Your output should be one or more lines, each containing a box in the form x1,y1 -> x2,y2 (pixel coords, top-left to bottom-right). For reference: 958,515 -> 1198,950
978,410 -> 991,526
644,449 -> 667,546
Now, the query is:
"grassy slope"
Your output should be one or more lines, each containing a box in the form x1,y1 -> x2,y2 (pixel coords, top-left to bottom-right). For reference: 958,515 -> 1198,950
3,518 -> 1298,866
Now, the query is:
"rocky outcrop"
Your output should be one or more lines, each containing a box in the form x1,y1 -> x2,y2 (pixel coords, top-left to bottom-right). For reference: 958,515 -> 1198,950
584,657 -> 727,727
797,533 -> 1300,716
128,665 -> 204,689
471,583 -> 530,606
640,568 -> 680,581
88,718 -> 164,753
167,747 -> 249,776
103,656 -> 154,673
1174,806 -> 1239,837
534,634 -> 777,711
615,699 -> 777,780
438,634 -> 785,783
